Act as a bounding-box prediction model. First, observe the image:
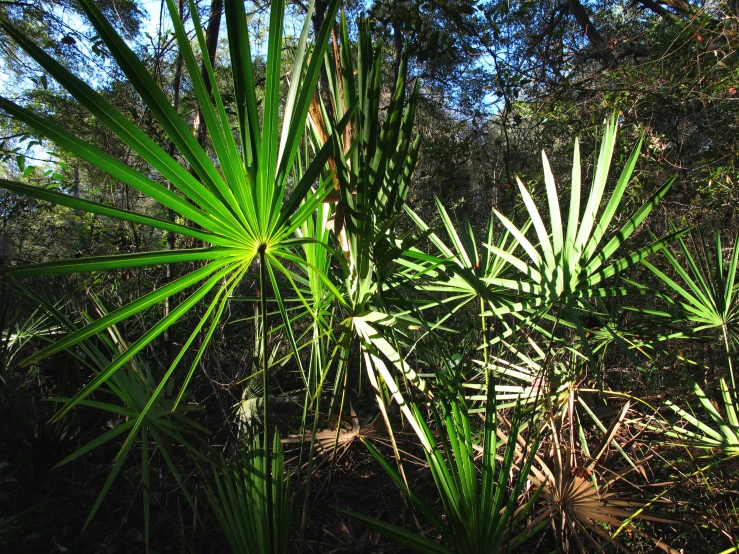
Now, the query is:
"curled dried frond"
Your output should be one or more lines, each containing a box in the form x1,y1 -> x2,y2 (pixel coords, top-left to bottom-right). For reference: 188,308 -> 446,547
529,392 -> 679,553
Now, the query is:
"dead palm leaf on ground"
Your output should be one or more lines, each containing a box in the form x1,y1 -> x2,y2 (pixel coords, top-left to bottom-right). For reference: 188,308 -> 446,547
528,393 -> 679,553
283,405 -> 425,467
283,405 -> 383,463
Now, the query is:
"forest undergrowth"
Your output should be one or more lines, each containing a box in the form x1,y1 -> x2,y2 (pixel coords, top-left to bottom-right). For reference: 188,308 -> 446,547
1,0 -> 739,552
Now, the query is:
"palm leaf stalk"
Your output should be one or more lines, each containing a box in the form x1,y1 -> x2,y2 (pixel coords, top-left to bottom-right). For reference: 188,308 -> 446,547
258,249 -> 275,549
294,200 -> 350,551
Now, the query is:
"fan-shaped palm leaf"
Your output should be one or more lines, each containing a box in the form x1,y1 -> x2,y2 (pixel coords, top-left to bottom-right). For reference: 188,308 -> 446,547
663,377 -> 739,458
644,229 -> 739,387
0,0 -> 342,448
529,393 -> 678,553
483,118 -> 681,320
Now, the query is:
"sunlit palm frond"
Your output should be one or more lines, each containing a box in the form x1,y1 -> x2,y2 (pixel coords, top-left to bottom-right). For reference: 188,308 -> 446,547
483,117 -> 680,317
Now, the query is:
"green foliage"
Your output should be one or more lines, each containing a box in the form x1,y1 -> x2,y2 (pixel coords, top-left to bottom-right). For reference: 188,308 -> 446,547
206,432 -> 290,554
645,230 -> 739,347
342,388 -> 546,553
0,0 -> 342,444
664,377 -> 739,458
3,0 -> 739,552
483,117 -> 678,316
7,281 -> 207,547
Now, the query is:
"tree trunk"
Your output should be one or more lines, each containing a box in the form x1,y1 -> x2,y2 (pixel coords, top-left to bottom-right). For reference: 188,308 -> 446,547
312,0 -> 330,38
193,0 -> 224,147
392,18 -> 403,86
567,0 -> 603,47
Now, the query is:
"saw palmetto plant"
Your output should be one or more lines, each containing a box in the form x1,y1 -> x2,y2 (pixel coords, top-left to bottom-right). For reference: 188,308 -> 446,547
403,198 -> 522,369
308,13 -> 433,451
342,386 -> 546,554
479,118 -> 682,345
529,391 -> 678,553
0,0 -> 708,548
0,0 -> 345,546
641,229 -> 739,460
399,119 -> 682,394
0,0 -> 342,421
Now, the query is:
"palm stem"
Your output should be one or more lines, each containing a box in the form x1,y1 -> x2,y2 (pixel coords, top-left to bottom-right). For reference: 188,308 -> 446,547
298,387 -> 321,554
298,331 -> 325,554
481,296 -> 489,368
722,323 -> 736,392
259,248 -> 274,554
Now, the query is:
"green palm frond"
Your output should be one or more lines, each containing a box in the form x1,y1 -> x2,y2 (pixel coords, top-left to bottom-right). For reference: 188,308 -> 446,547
402,198 -> 526,356
403,198 -> 519,307
0,0 -> 341,434
10,281 -> 206,541
644,230 -> 739,333
341,387 -> 546,554
205,432 -> 290,554
644,229 -> 739,385
483,117 -> 680,315
663,378 -> 739,458
0,301 -> 60,376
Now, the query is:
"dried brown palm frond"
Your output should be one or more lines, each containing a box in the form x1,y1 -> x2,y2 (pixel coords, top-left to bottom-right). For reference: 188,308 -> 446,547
282,405 -> 396,466
528,390 -> 680,553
